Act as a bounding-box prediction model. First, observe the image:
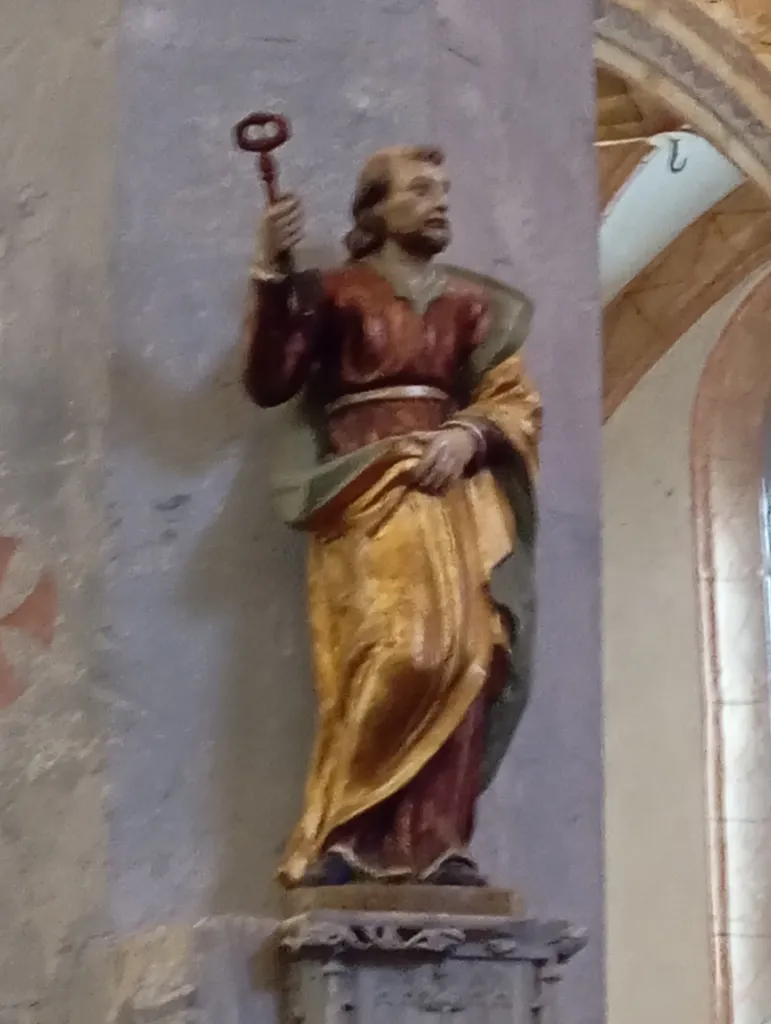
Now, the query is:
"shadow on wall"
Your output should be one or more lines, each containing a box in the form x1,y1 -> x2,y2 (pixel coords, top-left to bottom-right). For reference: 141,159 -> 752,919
110,301 -> 316,918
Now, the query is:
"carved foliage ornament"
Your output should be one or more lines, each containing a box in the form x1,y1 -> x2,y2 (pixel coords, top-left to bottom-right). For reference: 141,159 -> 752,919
281,921 -> 466,956
279,916 -> 588,964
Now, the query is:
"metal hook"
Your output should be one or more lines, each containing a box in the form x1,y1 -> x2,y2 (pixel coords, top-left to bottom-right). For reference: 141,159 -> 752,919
669,138 -> 687,174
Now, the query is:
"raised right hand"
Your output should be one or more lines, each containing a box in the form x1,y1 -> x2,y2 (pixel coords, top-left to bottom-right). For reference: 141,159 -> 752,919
258,194 -> 305,269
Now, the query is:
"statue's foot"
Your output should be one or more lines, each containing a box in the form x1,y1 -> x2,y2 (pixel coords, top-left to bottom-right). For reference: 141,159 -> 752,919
297,851 -> 356,887
425,855 -> 487,887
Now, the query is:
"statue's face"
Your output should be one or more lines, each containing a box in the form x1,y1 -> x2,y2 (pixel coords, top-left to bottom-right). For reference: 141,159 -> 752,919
377,157 -> 451,257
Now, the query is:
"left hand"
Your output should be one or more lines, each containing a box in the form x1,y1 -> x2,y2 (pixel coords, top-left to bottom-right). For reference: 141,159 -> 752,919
412,426 -> 479,495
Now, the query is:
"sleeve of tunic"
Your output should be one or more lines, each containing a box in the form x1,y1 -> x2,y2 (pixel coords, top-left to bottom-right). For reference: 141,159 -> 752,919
464,292 -> 492,359
454,293 -> 507,462
242,273 -> 327,407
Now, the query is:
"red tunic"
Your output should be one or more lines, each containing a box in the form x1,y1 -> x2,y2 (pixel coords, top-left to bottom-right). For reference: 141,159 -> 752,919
244,261 -> 494,454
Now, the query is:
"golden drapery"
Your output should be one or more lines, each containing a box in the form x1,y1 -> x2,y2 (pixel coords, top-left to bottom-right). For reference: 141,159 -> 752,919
278,352 -> 540,885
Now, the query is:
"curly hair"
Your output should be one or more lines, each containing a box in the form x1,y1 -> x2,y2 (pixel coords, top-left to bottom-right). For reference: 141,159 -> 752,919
344,145 -> 445,260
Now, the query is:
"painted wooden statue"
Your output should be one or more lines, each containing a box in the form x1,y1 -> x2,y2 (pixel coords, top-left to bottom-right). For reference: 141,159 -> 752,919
238,115 -> 541,889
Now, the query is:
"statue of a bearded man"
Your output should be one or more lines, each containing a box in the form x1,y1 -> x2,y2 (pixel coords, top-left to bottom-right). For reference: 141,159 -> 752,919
242,144 -> 541,888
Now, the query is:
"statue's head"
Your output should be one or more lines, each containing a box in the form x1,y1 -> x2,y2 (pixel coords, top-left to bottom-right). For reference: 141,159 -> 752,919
344,145 -> 450,260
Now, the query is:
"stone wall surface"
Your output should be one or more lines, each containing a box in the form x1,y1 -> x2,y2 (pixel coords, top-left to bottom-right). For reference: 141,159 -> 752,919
0,0 -> 602,1021
0,0 -> 117,1019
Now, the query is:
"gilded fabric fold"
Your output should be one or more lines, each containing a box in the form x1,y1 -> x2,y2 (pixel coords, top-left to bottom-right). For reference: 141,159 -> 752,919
278,352 -> 540,885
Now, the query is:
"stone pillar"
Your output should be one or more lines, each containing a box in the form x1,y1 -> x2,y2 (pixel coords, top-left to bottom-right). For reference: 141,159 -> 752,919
109,0 -> 602,1020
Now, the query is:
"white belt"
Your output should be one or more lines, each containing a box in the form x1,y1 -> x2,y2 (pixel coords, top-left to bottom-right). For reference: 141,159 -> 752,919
325,384 -> 450,415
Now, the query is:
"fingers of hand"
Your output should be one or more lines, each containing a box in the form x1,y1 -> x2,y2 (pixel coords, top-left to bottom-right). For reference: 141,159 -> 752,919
414,441 -> 459,494
270,194 -> 302,221
413,440 -> 441,483
265,195 -> 304,250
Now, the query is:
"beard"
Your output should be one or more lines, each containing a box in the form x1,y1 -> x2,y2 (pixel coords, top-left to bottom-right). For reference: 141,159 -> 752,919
395,224 -> 451,258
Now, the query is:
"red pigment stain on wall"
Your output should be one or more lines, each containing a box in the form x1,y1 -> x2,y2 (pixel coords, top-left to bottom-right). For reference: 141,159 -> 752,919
0,536 -> 57,710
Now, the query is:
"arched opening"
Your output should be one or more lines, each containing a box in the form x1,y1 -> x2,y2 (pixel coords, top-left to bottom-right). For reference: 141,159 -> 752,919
596,1 -> 771,194
692,272 -> 771,1024
595,7 -> 771,1022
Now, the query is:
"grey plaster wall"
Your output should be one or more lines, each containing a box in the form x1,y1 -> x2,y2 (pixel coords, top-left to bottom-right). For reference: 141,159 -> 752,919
0,0 -> 117,1019
0,0 -> 602,1020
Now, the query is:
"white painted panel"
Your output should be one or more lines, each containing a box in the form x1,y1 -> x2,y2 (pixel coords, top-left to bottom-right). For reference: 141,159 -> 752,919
600,132 -> 744,304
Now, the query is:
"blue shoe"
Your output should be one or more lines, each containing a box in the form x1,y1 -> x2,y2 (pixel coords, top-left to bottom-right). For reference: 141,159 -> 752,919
298,851 -> 356,887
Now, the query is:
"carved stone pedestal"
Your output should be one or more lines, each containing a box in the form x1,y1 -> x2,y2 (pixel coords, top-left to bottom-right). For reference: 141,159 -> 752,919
278,907 -> 587,1024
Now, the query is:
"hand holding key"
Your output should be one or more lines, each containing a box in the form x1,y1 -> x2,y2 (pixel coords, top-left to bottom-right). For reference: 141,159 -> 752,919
234,112 -> 300,275
259,194 -> 305,271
